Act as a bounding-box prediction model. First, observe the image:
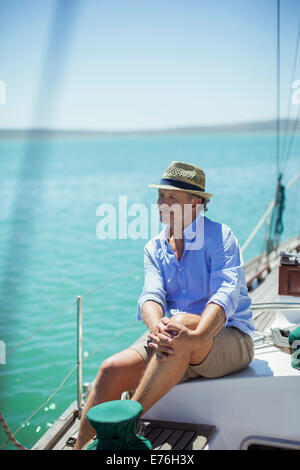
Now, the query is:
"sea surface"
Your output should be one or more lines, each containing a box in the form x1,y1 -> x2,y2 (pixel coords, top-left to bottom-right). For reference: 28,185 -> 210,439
0,132 -> 299,449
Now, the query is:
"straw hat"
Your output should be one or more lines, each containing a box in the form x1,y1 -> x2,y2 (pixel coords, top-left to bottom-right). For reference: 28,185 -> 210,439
149,161 -> 214,199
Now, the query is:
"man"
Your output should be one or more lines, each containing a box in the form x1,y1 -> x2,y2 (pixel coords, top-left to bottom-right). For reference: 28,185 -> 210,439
74,161 -> 254,450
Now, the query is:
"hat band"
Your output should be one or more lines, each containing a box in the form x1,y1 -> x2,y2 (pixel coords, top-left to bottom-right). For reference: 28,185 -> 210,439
160,178 -> 205,193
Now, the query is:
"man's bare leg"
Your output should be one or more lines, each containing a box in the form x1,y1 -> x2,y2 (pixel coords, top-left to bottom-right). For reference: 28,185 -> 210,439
132,314 -> 213,414
74,349 -> 147,450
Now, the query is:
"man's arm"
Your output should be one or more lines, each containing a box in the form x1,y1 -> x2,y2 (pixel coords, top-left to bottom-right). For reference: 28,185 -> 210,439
141,301 -> 164,334
142,301 -> 173,339
137,244 -> 167,321
193,302 -> 226,342
207,227 -> 244,325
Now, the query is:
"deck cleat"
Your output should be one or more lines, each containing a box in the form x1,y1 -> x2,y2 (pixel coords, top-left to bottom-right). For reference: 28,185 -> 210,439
85,400 -> 152,450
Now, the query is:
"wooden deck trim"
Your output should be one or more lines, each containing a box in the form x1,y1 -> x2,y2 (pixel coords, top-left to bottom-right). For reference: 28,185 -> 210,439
54,420 -> 80,450
246,263 -> 271,291
32,401 -> 78,450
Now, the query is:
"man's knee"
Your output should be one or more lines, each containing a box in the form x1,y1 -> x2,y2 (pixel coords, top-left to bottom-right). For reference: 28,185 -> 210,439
95,349 -> 145,389
171,313 -> 200,330
95,356 -> 123,387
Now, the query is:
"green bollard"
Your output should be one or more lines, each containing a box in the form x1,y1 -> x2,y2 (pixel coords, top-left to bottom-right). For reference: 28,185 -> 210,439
85,400 -> 152,450
289,326 -> 300,371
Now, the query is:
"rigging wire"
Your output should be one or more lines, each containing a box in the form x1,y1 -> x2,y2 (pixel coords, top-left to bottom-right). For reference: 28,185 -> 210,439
281,104 -> 300,177
265,0 -> 283,254
0,0 -> 81,355
0,320 -> 140,450
5,265 -> 141,356
256,1 -> 300,256
288,156 -> 300,236
6,299 -> 77,356
276,0 -> 281,178
265,0 -> 287,254
280,15 -> 300,172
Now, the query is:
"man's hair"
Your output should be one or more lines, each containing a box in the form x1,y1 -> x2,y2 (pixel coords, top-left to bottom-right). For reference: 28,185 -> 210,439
187,192 -> 209,212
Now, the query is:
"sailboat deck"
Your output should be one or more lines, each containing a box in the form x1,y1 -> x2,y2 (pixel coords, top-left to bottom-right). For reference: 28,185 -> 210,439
36,413 -> 216,450
34,264 -> 284,451
139,419 -> 215,450
244,236 -> 300,334
32,237 -> 300,450
249,265 -> 279,333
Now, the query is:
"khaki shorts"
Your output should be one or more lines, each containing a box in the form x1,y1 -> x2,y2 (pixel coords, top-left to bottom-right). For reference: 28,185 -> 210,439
129,326 -> 254,382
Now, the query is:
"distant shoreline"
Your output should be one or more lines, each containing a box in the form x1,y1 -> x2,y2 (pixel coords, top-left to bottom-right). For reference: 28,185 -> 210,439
1,119 -> 300,139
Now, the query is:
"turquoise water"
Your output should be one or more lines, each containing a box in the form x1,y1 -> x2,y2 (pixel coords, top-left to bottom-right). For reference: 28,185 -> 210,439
0,133 -> 299,449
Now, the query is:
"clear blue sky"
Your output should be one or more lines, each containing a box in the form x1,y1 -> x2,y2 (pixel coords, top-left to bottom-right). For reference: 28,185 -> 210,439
0,0 -> 300,130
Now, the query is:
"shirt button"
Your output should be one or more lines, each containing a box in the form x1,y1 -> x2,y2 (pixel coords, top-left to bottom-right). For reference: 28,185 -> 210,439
182,289 -> 186,294
178,268 -> 182,272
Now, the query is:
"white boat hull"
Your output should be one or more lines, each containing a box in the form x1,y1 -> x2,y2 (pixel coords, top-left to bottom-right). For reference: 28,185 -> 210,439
142,343 -> 300,450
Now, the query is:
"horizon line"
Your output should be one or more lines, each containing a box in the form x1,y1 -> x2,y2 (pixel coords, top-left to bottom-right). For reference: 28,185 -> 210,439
1,118 -> 300,136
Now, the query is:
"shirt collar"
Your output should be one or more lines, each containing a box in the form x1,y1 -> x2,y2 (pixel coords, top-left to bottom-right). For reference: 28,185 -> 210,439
184,210 -> 204,241
159,210 -> 204,243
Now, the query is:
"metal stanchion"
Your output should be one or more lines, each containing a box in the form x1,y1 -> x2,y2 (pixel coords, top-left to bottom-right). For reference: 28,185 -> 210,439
77,296 -> 83,418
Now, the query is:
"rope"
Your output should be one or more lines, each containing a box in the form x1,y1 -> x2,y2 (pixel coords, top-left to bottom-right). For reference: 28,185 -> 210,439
274,177 -> 285,236
0,412 -> 28,450
266,174 -> 285,254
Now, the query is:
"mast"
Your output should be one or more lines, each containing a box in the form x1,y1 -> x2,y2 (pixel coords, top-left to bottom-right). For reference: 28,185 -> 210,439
266,0 -> 285,255
276,0 -> 280,178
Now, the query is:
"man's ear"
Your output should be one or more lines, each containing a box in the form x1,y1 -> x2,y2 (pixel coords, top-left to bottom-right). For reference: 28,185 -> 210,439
190,196 -> 203,207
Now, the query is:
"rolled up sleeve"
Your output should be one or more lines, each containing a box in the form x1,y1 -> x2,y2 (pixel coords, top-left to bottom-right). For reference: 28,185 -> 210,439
137,244 -> 167,320
207,228 -> 244,325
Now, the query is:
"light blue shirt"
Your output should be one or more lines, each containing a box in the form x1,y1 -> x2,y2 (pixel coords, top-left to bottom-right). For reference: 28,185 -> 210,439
137,212 -> 255,337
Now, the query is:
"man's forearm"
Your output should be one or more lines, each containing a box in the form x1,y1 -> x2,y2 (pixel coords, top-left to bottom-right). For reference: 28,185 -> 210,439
194,302 -> 226,342
141,301 -> 164,333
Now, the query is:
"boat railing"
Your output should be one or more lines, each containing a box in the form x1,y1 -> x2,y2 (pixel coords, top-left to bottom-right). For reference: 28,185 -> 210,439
241,171 -> 300,256
0,266 -> 141,450
246,264 -> 271,291
251,302 -> 300,310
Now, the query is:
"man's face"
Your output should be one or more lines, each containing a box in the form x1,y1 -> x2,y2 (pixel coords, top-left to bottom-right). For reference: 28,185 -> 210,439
157,189 -> 195,234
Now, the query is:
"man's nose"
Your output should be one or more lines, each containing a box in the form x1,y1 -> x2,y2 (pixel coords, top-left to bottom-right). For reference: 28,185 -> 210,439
158,197 -> 170,207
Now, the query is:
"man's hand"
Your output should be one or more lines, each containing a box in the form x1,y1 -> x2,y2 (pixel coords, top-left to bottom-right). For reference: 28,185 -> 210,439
147,317 -> 199,362
147,317 -> 176,360
146,305 -> 226,364
153,320 -> 200,362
